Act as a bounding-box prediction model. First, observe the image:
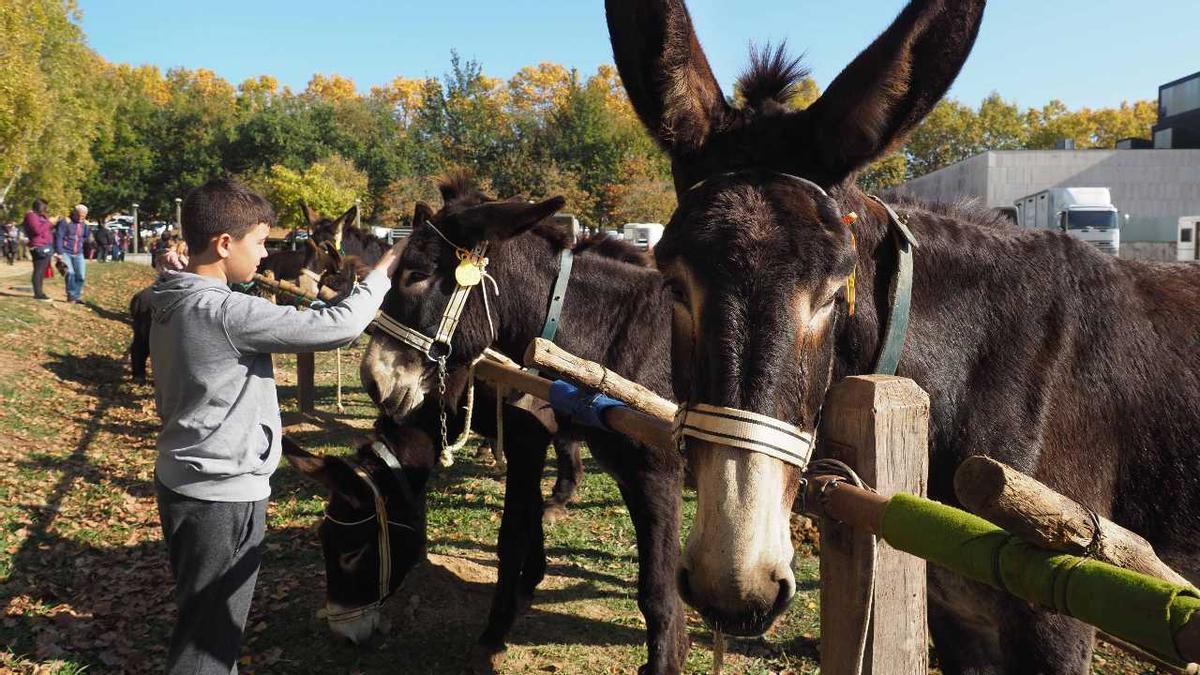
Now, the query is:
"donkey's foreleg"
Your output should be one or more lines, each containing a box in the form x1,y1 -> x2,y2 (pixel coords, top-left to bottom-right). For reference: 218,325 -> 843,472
607,440 -> 688,675
471,432 -> 549,673
928,566 -> 1094,674
544,437 -> 584,523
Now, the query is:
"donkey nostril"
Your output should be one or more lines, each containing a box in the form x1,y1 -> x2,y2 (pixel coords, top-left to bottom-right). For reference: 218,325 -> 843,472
774,575 -> 796,613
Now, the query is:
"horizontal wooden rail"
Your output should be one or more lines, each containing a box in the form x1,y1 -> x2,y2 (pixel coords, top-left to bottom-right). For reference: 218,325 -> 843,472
472,359 -> 676,452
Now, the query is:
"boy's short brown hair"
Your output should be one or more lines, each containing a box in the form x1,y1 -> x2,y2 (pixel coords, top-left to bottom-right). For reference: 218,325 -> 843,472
181,179 -> 276,255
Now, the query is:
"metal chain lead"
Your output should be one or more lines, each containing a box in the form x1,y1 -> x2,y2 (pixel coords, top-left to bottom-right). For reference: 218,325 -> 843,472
436,355 -> 450,452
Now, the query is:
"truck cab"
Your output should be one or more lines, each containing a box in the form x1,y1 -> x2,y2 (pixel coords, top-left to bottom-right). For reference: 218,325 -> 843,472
1015,187 -> 1121,256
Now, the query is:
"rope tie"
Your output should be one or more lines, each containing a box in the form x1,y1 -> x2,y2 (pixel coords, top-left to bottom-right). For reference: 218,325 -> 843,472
1082,507 -> 1104,558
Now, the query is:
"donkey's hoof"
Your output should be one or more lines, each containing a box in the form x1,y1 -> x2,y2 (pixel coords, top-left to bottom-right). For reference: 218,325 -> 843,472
466,644 -> 505,674
542,502 -> 569,524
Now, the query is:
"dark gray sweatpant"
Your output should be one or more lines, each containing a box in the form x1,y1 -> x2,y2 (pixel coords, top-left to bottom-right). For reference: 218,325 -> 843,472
156,479 -> 267,675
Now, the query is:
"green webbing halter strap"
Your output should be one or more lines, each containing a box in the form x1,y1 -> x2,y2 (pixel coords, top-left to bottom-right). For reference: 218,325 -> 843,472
868,195 -> 919,376
521,246 -> 574,378
539,247 -> 574,342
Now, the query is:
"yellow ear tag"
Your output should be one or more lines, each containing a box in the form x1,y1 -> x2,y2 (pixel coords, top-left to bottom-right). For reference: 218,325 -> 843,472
455,258 -> 483,287
846,231 -> 857,316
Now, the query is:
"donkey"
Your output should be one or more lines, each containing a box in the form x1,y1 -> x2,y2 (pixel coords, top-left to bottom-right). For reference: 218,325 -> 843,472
359,174 -> 689,672
607,0 -> 1200,671
284,367 -> 568,647
304,202 -> 390,267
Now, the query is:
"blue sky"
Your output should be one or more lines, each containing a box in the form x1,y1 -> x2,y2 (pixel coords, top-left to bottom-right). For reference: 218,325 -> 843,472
78,0 -> 1199,110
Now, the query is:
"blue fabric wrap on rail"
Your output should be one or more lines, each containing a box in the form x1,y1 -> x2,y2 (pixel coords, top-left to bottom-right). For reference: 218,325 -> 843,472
548,380 -> 627,431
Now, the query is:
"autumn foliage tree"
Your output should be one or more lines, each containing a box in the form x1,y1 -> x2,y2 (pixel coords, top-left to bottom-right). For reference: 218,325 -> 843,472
0,1 -> 1164,226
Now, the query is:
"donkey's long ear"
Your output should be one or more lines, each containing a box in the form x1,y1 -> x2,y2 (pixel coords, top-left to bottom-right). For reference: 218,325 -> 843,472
321,241 -> 343,268
460,196 -> 566,243
412,202 -> 435,228
282,437 -> 369,509
805,0 -> 985,183
606,0 -> 729,156
300,201 -> 319,228
334,204 -> 358,230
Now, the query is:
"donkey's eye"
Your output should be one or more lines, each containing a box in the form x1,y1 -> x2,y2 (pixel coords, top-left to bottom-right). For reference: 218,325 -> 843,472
339,546 -> 368,571
664,279 -> 688,306
404,270 -> 431,287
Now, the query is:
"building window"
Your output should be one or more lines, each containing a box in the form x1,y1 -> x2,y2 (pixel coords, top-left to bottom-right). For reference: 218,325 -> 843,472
1155,128 -> 1174,149
1160,75 -> 1200,118
1183,227 -> 1194,244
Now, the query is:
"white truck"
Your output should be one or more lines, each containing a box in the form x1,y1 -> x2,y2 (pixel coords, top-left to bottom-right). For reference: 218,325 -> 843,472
622,223 -> 664,251
1179,216 -> 1200,262
1014,187 -> 1121,256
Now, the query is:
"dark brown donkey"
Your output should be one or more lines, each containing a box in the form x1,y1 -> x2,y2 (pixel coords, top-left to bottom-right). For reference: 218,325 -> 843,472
608,0 -> 1200,672
304,202 -> 390,266
359,174 -> 689,672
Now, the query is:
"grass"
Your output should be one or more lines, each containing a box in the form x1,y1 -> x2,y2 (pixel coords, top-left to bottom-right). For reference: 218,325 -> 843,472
0,262 -> 1165,674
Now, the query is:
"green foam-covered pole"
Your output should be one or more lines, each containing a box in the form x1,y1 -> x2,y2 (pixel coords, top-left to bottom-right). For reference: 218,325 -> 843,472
881,492 -> 1200,666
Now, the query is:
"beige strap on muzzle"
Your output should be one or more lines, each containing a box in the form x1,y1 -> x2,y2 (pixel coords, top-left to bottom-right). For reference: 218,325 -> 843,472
675,402 -> 815,468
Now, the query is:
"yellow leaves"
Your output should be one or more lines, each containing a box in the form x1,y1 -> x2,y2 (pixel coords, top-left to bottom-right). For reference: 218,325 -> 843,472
305,73 -> 359,102
246,154 -> 368,229
370,76 -> 435,124
508,62 -> 574,114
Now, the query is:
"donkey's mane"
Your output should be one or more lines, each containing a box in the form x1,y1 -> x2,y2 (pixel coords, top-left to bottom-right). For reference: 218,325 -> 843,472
573,233 -> 653,267
438,169 -> 492,206
883,193 -> 1015,231
736,43 -> 810,112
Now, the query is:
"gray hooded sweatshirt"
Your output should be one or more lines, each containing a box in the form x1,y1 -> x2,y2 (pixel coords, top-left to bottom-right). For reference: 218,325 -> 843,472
150,268 -> 390,501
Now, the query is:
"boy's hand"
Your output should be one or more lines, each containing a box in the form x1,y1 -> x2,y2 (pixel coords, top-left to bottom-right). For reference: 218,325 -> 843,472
374,238 -> 408,278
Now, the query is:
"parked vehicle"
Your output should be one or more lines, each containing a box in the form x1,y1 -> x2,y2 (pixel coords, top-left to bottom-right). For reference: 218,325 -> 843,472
1014,187 -> 1121,256
622,222 -> 664,251
1179,216 -> 1200,262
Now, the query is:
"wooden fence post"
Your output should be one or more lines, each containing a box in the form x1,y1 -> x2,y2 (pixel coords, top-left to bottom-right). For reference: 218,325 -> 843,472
818,375 -> 929,674
295,273 -> 317,414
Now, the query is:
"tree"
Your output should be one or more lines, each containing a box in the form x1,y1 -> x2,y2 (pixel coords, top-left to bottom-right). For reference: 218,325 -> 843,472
858,153 -> 908,194
2,0 -> 109,216
372,175 -> 443,226
370,76 -> 434,127
508,63 -> 574,117
304,73 -> 358,103
81,64 -> 167,216
242,154 -> 368,229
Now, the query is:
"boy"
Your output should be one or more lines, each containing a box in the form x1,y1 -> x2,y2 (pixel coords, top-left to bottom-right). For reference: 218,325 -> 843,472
150,179 -> 401,673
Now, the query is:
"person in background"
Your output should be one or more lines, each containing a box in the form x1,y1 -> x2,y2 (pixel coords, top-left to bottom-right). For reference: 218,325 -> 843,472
94,220 -> 112,263
2,220 -> 17,265
154,239 -> 188,273
54,204 -> 90,303
23,199 -> 54,301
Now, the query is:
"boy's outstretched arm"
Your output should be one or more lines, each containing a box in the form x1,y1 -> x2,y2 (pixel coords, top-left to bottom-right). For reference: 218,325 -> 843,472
221,239 -> 405,355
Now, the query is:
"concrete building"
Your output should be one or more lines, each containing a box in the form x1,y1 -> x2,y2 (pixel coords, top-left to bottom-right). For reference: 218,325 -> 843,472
894,149 -> 1200,260
1154,70 -> 1200,149
896,70 -> 1200,260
